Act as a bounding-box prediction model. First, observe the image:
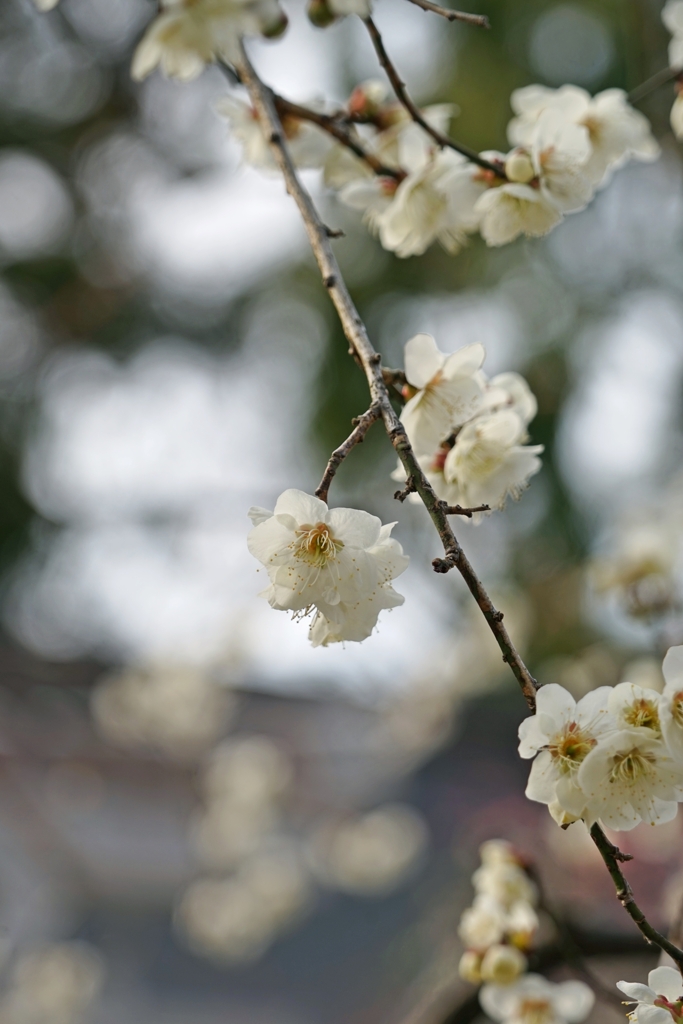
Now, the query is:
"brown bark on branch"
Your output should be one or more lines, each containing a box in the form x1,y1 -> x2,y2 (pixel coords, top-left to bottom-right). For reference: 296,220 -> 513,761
589,823 -> 683,969
315,402 -> 382,503
235,43 -> 538,711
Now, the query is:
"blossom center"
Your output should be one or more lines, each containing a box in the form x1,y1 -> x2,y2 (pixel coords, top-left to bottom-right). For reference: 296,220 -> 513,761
457,431 -> 508,480
293,522 -> 343,566
622,697 -> 660,733
609,747 -> 657,785
518,997 -> 554,1024
547,721 -> 596,774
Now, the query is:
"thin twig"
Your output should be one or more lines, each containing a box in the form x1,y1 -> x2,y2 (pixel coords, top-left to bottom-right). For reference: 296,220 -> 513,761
629,65 -> 683,104
235,42 -> 538,712
363,16 -> 505,177
315,403 -> 382,503
403,0 -> 489,27
218,62 -> 403,180
589,823 -> 683,968
273,95 -> 404,180
441,502 -> 490,518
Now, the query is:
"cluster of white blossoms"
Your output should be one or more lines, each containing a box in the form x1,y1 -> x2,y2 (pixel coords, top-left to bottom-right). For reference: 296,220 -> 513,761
617,967 -> 683,1024
91,664 -> 237,759
247,488 -> 409,646
132,0 -> 288,82
457,840 -> 539,986
519,645 -> 683,830
392,333 -> 542,513
218,76 -> 659,256
662,2 -> 683,140
457,841 -> 595,1024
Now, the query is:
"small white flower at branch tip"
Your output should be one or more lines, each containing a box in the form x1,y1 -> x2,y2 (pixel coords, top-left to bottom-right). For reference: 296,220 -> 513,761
518,683 -> 614,825
132,0 -> 287,82
617,966 -> 683,1024
479,839 -> 520,866
400,332 -> 485,454
608,681 -> 662,736
480,974 -> 595,1024
442,410 -> 543,510
508,84 -> 659,188
216,95 -> 331,170
247,489 -> 408,646
32,0 -> 60,9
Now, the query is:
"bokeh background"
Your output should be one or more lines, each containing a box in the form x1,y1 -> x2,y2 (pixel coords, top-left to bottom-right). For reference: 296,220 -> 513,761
0,0 -> 681,1021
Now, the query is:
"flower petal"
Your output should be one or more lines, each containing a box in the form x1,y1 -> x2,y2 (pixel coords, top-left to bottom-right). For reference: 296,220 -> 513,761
404,333 -> 444,389
274,488 -> 329,524
648,967 -> 683,1002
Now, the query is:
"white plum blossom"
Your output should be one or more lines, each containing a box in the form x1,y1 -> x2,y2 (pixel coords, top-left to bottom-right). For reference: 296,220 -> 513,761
32,0 -> 60,8
481,372 -> 538,426
458,894 -> 508,951
216,96 -> 331,170
508,85 -> 659,188
442,410 -> 543,510
660,645 -> 683,764
475,183 -> 562,247
132,0 -> 287,82
663,1 -> 683,67
608,682 -> 662,736
577,726 -> 683,830
341,125 -> 487,258
617,966 -> 683,1024
480,974 -> 595,1024
400,333 -> 485,454
479,945 -> 527,986
471,860 -> 537,910
518,684 -> 614,826
247,489 -> 408,646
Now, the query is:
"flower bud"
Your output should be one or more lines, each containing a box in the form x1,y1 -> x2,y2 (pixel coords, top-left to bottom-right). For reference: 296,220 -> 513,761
479,839 -> 517,866
548,799 -> 580,828
307,0 -> 336,26
479,944 -> 527,985
504,149 -> 535,184
261,10 -> 289,38
348,79 -> 389,119
458,950 -> 482,984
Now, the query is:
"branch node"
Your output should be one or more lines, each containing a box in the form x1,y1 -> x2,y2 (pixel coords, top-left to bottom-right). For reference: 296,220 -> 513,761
324,274 -> 337,288
492,610 -> 504,622
325,226 -> 345,238
432,550 -> 459,573
394,477 -> 416,502
269,130 -> 282,144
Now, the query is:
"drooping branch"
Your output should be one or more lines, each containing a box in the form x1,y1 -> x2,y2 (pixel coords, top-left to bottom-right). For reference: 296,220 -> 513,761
315,402 -> 382,503
403,0 -> 490,27
235,42 -> 538,711
589,823 -> 683,968
362,16 -> 506,178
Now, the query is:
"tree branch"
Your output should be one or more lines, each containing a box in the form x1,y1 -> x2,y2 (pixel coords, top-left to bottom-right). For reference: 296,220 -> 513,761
628,65 -> 683,105
403,0 -> 489,27
589,823 -> 683,968
235,42 -> 538,712
315,402 -> 382,503
273,94 -> 404,180
363,16 -> 505,178
440,502 -> 491,518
